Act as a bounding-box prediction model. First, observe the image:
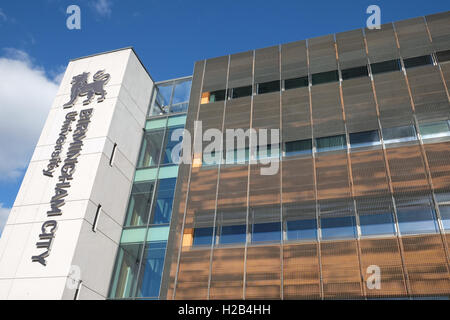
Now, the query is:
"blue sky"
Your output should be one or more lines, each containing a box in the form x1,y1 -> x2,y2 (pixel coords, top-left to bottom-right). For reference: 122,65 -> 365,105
0,0 -> 449,235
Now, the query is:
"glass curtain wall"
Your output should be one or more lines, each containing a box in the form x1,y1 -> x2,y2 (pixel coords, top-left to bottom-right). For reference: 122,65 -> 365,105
148,77 -> 192,117
109,79 -> 189,300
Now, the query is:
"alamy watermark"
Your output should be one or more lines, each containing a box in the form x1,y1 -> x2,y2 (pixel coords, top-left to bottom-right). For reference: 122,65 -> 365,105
366,5 -> 381,30
169,121 -> 280,176
366,265 -> 381,290
66,5 -> 81,30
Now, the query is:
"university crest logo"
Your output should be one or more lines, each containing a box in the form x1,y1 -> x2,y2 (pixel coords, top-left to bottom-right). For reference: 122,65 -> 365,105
63,70 -> 111,108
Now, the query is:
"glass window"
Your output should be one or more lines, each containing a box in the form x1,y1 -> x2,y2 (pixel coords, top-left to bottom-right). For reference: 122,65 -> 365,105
219,225 -> 247,245
225,148 -> 249,165
284,76 -> 309,90
403,55 -> 433,69
311,70 -> 339,85
124,182 -> 155,227
161,125 -> 184,165
109,243 -> 143,299
284,139 -> 312,156
138,130 -> 165,168
360,213 -> 396,236
286,219 -> 317,241
370,59 -> 401,74
230,85 -> 252,99
419,121 -> 450,140
150,178 -> 176,225
172,80 -> 192,105
439,205 -> 450,230
210,89 -> 226,102
170,103 -> 188,114
349,130 -> 380,148
148,79 -> 191,117
193,227 -> 214,246
257,80 -> 280,94
341,66 -> 369,80
436,50 -> 450,64
203,150 -> 222,166
316,134 -> 347,153
321,216 -> 357,240
256,144 -> 280,160
149,83 -> 173,116
252,222 -> 281,243
382,125 -> 417,144
397,205 -> 439,235
135,241 -> 167,299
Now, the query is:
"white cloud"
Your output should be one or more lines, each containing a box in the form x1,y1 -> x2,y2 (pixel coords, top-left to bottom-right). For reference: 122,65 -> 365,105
0,48 -> 59,180
92,0 -> 113,17
0,204 -> 10,237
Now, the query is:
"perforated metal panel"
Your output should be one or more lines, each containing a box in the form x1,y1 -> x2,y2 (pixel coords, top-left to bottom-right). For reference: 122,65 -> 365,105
365,23 -> 400,63
228,51 -> 253,89
320,241 -> 363,299
406,65 -> 449,122
282,87 -> 311,142
245,245 -> 282,299
202,56 -> 229,92
254,46 -> 280,84
282,157 -> 315,204
426,11 -> 450,51
395,17 -> 433,59
342,77 -> 379,132
350,150 -> 390,197
283,243 -> 321,299
174,249 -> 211,299
281,40 -> 308,80
372,72 -> 414,127
166,12 -> 450,300
311,82 -> 345,137
401,235 -> 450,296
308,34 -> 337,74
210,248 -> 245,299
359,238 -> 407,298
336,29 -> 367,70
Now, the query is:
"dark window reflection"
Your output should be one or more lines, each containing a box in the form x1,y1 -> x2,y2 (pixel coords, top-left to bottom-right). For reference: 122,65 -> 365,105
360,213 -> 395,236
136,241 -> 167,298
150,178 -> 177,225
109,243 -> 143,299
138,130 -> 165,168
124,182 -> 155,227
252,222 -> 281,243
162,126 -> 184,165
321,216 -> 357,240
286,219 -> 317,241
193,227 -> 214,246
219,225 -> 246,244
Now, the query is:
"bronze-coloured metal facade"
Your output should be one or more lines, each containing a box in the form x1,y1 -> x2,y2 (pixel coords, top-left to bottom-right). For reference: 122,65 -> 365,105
163,12 -> 450,299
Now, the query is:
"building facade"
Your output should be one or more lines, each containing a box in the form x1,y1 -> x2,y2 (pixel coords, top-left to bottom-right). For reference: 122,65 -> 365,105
1,11 -> 450,300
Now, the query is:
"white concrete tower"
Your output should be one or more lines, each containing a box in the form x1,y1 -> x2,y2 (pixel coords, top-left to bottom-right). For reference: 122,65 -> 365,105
0,48 -> 153,299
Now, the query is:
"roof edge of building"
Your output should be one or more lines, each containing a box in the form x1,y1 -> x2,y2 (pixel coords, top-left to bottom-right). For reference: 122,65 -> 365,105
70,46 -> 156,84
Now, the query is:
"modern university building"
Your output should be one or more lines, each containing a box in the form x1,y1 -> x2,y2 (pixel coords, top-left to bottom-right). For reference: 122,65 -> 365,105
1,11 -> 450,300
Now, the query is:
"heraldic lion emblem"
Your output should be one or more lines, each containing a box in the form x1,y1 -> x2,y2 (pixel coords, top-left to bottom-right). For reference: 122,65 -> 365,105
63,70 -> 111,108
